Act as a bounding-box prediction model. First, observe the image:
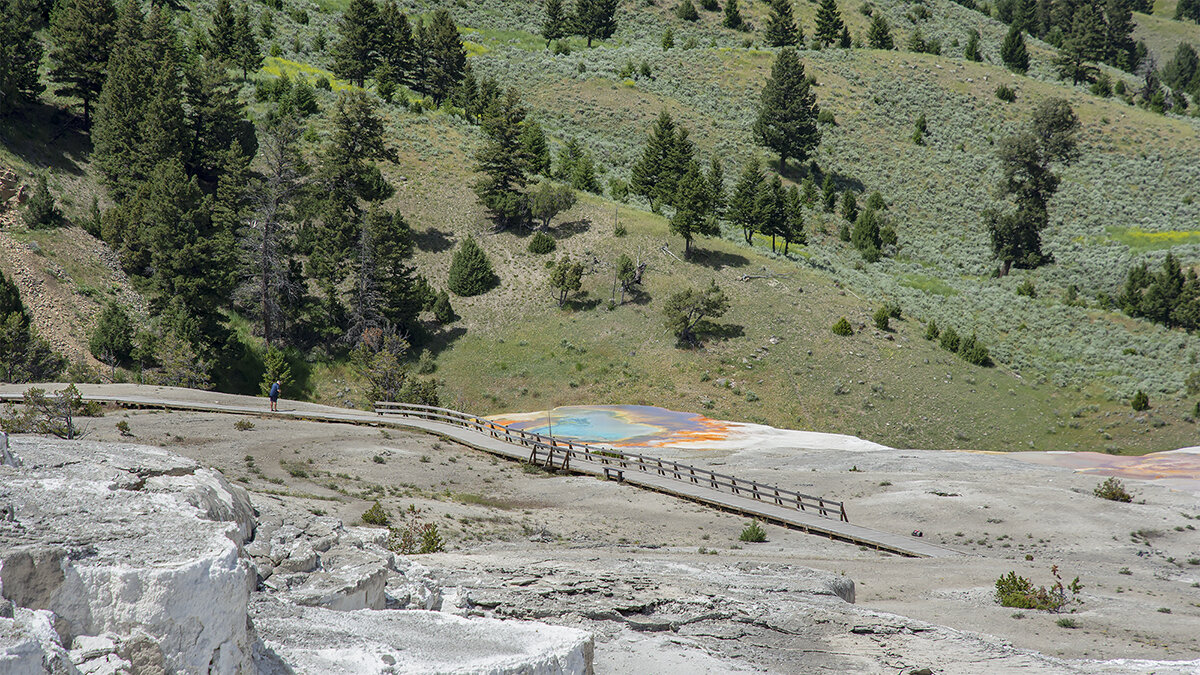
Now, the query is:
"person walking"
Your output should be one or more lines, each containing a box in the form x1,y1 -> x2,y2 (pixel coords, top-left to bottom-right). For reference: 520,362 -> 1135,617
269,380 -> 281,412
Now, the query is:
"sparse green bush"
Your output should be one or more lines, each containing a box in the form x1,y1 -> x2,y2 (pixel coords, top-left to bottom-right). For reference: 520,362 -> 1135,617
995,567 -> 1081,611
1016,279 -> 1036,298
386,504 -> 445,554
362,500 -> 391,526
1094,477 -> 1133,502
939,326 -> 960,352
995,84 -> 1016,102
23,175 -> 61,229
739,520 -> 767,542
832,317 -> 853,336
873,306 -> 890,331
924,320 -> 940,340
1131,390 -> 1149,411
528,231 -> 557,254
234,419 -> 255,431
115,420 -> 132,436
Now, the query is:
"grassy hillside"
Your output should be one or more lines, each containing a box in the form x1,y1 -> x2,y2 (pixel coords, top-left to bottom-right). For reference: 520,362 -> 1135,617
4,0 -> 1200,452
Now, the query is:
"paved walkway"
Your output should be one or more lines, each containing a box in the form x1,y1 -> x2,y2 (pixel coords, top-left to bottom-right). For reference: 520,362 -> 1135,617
0,383 -> 960,558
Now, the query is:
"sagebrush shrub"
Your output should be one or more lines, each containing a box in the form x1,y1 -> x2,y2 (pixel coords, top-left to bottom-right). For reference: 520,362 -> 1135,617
739,521 -> 767,542
1093,477 -> 1132,502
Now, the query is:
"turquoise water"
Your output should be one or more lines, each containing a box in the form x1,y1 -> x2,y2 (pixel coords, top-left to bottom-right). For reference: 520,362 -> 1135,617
508,405 -> 712,445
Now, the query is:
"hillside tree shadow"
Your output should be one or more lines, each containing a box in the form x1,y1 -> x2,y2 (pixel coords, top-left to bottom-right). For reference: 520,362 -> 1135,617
414,227 -> 454,253
0,103 -> 90,175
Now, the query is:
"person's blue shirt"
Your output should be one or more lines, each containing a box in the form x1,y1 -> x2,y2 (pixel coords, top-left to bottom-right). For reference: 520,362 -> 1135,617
269,382 -> 280,398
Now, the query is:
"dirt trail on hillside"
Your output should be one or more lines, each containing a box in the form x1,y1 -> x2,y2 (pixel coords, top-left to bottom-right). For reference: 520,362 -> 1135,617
0,215 -> 145,366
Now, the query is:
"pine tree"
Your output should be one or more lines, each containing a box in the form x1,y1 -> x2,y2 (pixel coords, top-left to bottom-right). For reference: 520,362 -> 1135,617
543,0 -> 568,46
630,111 -> 684,211
89,300 -> 134,371
1178,0 -> 1200,22
753,48 -> 822,172
964,29 -> 982,61
987,98 -> 1079,274
352,206 -> 425,338
706,156 -> 725,219
723,0 -> 744,30
244,114 -> 307,347
821,173 -> 836,212
548,257 -> 584,307
474,89 -> 530,229
0,269 -> 66,383
377,1 -> 415,89
1000,25 -> 1030,73
662,280 -> 728,344
93,0 -> 149,203
676,0 -> 699,21
662,27 -> 675,50
1055,3 -> 1105,84
233,3 -> 262,80
332,0 -> 379,88
418,9 -> 466,103
813,0 -> 845,47
1162,42 -> 1198,92
574,0 -> 618,47
765,0 -> 799,47
208,0 -> 237,61
0,0 -> 44,116
139,36 -> 188,172
867,14 -> 893,49
728,158 -> 765,243
780,185 -> 805,255
670,161 -> 717,256
1104,0 -> 1136,71
186,56 -> 254,189
23,174 -> 61,229
851,206 -> 883,262
447,237 -> 497,296
520,120 -> 552,176
840,189 -> 858,222
48,0 -> 116,125
140,158 -> 234,353
759,174 -> 786,252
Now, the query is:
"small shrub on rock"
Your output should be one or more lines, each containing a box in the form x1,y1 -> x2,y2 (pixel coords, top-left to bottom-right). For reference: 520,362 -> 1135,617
739,520 -> 767,542
1094,477 -> 1132,502
995,566 -> 1081,611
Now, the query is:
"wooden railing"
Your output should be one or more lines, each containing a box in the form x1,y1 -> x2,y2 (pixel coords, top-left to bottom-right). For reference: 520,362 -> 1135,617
375,402 -> 849,523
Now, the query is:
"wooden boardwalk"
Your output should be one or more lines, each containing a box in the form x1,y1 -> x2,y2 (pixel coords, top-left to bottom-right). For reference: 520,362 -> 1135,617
0,384 -> 960,559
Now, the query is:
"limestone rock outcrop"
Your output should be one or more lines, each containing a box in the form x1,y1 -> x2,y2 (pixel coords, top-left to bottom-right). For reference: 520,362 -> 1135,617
0,436 -> 595,674
0,438 -> 256,674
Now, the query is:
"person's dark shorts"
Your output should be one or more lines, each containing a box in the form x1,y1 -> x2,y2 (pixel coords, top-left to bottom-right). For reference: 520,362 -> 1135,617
270,394 -> 279,402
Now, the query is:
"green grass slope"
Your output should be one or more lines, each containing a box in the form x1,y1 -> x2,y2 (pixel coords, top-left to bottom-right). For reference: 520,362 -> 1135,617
5,0 -> 1200,453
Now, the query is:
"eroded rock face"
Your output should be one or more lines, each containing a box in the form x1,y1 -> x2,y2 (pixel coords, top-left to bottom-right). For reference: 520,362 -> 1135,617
1,440 -> 595,674
251,597 -> 594,675
0,438 -> 256,674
